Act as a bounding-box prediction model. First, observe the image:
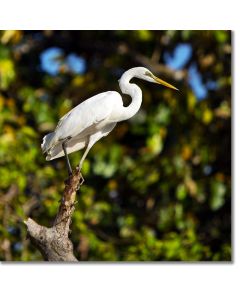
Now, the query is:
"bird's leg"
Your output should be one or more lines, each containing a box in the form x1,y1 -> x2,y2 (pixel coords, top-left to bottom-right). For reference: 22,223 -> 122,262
79,139 -> 92,172
78,136 -> 94,183
62,139 -> 72,177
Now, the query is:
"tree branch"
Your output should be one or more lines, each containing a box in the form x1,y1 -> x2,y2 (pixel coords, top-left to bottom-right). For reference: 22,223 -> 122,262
24,167 -> 83,261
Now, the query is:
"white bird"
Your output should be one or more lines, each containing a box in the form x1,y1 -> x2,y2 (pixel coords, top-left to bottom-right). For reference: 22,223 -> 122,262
41,67 -> 178,176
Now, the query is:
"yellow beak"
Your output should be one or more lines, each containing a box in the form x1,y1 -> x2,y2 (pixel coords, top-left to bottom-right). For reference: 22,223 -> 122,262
153,75 -> 179,91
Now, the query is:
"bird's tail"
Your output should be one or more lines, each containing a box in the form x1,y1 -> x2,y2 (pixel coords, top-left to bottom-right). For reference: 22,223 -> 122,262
41,132 -> 56,153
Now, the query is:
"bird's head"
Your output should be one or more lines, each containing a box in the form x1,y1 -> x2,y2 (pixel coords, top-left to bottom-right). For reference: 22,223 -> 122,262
134,67 -> 179,91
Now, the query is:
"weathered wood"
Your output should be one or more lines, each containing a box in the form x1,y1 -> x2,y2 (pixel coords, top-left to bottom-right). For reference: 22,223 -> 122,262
25,167 -> 84,261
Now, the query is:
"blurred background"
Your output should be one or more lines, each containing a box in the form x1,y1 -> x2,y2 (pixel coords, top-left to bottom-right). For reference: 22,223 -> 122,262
0,30 -> 231,261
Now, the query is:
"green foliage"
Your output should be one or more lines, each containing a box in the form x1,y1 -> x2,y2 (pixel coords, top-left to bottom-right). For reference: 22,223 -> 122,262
0,30 -> 231,261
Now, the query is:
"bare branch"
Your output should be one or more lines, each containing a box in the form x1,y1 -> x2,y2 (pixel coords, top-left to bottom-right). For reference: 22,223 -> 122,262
25,167 -> 83,261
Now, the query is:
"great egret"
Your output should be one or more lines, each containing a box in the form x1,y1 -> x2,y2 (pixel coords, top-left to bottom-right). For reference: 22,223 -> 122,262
41,67 -> 178,176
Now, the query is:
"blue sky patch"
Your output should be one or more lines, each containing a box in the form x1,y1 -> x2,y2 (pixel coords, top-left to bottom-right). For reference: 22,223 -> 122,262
40,47 -> 86,75
164,43 -> 192,70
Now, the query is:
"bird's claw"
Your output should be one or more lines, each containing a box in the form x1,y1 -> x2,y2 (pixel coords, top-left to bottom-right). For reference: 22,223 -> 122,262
80,173 -> 85,184
76,173 -> 84,190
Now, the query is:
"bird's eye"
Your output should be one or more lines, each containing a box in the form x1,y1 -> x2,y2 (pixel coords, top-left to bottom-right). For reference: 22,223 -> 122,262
145,71 -> 152,77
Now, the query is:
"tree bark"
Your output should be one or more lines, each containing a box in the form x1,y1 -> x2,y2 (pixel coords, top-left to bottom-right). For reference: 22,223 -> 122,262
24,167 -> 83,261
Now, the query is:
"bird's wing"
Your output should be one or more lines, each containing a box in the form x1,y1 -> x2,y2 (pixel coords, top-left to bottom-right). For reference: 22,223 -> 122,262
46,135 -> 88,160
54,91 -> 121,141
55,110 -> 73,131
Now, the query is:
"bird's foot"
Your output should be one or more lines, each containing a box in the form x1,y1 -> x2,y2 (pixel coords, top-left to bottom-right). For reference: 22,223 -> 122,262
64,167 -> 84,190
76,173 -> 84,190
80,173 -> 84,184
68,169 -> 73,178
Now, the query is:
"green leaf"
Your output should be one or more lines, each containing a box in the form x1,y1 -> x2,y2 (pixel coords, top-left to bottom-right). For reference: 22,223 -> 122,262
210,180 -> 226,210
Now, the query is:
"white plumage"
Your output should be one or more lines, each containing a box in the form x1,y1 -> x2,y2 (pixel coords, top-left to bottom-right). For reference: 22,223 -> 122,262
42,91 -> 120,160
41,67 -> 178,174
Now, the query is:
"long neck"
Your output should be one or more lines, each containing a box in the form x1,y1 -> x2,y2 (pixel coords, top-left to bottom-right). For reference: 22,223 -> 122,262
118,70 -> 142,121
